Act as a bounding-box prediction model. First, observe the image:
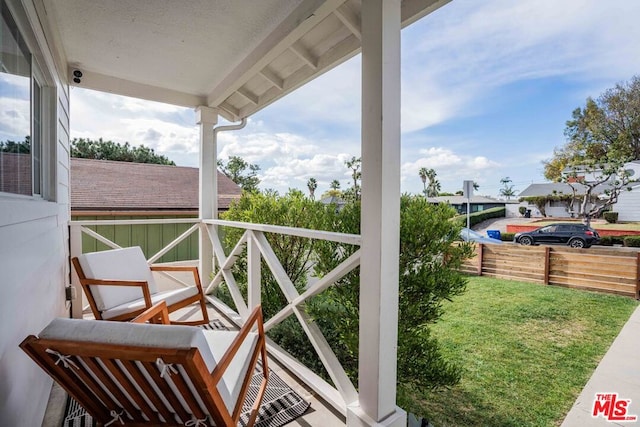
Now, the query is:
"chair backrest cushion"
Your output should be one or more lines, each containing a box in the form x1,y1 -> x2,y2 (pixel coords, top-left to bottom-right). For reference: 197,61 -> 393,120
77,247 -> 158,311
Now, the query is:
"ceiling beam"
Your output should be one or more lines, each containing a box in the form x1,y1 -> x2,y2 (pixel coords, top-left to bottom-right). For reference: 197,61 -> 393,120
206,0 -> 345,110
334,4 -> 361,40
68,68 -> 206,108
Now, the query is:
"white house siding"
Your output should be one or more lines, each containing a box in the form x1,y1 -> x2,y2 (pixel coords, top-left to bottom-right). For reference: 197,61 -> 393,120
0,1 -> 70,426
612,187 -> 640,222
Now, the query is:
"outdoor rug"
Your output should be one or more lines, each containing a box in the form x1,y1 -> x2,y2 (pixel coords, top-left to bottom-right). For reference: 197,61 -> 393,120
61,319 -> 311,427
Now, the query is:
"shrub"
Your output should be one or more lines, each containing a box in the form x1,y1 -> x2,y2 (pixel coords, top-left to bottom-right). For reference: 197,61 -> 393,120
453,207 -> 505,227
500,232 -> 515,242
603,211 -> 619,223
518,206 -> 527,216
623,236 -> 640,247
598,236 -> 614,246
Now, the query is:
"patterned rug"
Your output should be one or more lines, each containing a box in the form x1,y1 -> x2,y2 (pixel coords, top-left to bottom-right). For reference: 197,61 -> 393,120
61,319 -> 310,427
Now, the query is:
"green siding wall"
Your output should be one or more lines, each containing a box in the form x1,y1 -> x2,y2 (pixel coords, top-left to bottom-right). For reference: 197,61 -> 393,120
74,215 -> 199,262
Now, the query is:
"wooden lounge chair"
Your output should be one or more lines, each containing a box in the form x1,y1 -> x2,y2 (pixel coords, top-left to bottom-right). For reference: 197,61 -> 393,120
72,246 -> 209,325
20,303 -> 268,427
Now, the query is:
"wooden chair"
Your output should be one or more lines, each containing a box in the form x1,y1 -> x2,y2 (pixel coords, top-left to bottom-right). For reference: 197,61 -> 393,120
72,246 -> 209,325
20,303 -> 269,427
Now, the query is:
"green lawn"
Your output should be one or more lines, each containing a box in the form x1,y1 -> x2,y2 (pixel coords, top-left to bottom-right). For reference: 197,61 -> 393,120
416,276 -> 638,427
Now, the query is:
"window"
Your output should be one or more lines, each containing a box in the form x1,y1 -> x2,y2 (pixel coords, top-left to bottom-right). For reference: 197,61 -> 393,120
0,0 -> 45,197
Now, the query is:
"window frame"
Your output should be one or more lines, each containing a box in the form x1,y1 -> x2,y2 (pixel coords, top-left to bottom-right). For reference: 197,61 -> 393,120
0,0 -> 55,201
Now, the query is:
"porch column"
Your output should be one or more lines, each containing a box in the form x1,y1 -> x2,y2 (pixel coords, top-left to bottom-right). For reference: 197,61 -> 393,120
196,106 -> 219,282
346,0 -> 405,426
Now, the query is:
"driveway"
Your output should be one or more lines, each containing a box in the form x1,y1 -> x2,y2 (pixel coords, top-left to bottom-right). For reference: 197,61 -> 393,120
472,217 -> 536,235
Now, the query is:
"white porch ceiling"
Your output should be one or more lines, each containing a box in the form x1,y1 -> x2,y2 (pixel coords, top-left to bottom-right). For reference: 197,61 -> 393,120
41,0 -> 450,121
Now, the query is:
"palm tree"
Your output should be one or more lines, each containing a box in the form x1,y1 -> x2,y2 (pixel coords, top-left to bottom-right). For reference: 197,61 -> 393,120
499,177 -> 516,200
330,179 -> 341,190
418,167 -> 428,195
307,177 -> 318,200
345,156 -> 361,200
427,178 -> 441,197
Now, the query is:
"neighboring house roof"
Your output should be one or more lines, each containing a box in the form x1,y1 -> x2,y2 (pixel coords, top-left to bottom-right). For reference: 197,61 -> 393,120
427,195 -> 504,205
518,183 -> 579,197
519,182 -> 613,198
71,158 -> 241,212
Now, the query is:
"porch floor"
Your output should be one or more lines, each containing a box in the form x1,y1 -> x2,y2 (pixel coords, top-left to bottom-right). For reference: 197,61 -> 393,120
42,300 -> 346,426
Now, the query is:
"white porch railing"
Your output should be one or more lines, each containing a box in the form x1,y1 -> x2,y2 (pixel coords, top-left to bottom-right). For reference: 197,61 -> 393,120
69,218 -> 362,415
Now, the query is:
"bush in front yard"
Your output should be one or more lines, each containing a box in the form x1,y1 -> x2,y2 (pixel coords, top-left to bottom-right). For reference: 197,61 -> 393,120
500,232 -> 515,242
623,236 -> 640,247
518,206 -> 527,216
604,211 -> 619,223
599,236 -> 614,246
453,207 -> 505,227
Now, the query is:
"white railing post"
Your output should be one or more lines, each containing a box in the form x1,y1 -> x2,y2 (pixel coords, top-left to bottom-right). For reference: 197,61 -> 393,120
69,223 -> 84,319
348,0 -> 405,426
196,106 -> 219,283
247,231 -> 261,310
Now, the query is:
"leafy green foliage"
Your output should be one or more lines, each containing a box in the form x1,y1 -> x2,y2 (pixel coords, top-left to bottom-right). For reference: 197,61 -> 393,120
518,206 -> 527,216
216,190 -> 331,374
71,138 -> 175,164
312,195 -> 472,408
217,192 -> 472,412
623,236 -> 640,247
544,76 -> 640,181
603,211 -> 619,223
217,156 -> 261,193
500,232 -> 515,242
0,136 -> 30,154
452,207 -> 505,226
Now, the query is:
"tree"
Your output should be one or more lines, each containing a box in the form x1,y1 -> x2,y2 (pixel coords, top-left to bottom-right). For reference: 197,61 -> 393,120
345,156 -> 361,200
217,156 -> 261,193
307,177 -> 318,200
217,193 -> 472,416
565,160 -> 634,226
420,168 -> 440,197
0,136 -> 30,154
70,137 -> 175,165
418,167 -> 429,195
313,196 -> 472,411
544,75 -> 640,181
499,177 -> 517,200
320,180 -> 342,199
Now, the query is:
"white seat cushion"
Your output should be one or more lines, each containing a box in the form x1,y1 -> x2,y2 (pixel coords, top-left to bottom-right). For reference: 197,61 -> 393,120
78,247 -> 158,311
203,330 -> 259,413
101,286 -> 200,320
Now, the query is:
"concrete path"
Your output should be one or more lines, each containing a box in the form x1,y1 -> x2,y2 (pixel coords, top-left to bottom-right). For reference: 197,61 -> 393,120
562,305 -> 640,426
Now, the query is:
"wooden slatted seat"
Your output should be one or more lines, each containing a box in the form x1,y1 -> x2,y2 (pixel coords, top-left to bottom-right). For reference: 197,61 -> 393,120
20,303 -> 268,427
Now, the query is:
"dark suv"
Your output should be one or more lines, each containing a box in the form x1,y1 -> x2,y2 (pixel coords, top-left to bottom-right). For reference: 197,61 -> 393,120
514,223 -> 600,248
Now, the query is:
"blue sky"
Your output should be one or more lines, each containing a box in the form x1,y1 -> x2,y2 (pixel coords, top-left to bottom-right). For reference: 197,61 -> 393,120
70,0 -> 640,198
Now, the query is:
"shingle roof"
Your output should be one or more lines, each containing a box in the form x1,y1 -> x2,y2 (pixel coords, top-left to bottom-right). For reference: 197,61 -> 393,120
71,158 -> 241,211
518,182 -> 611,197
426,195 -> 504,205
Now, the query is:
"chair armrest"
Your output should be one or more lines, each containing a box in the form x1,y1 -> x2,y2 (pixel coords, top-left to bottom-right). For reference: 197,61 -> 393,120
79,279 -> 153,311
131,301 -> 170,324
211,305 -> 267,383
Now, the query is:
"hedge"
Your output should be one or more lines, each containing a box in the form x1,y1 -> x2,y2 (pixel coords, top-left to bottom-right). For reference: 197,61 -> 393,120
623,236 -> 640,247
452,207 -> 506,227
603,212 -> 619,223
500,232 -> 515,242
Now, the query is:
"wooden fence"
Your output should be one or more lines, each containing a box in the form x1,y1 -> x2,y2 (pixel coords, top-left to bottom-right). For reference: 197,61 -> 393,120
460,243 -> 640,298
